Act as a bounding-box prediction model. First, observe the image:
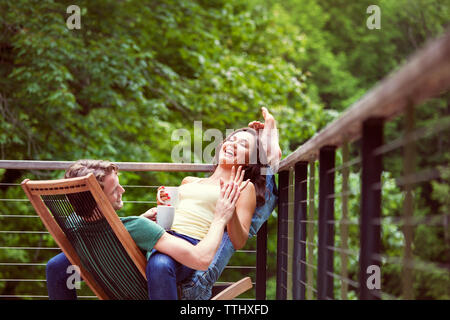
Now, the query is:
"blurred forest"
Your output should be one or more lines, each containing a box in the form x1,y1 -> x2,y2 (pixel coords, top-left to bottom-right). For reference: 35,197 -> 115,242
0,0 -> 449,299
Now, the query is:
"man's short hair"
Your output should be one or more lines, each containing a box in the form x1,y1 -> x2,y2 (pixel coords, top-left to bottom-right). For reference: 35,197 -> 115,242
64,159 -> 118,189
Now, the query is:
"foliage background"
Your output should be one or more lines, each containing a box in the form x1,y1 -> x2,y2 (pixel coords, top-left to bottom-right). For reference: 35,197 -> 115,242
0,0 -> 448,299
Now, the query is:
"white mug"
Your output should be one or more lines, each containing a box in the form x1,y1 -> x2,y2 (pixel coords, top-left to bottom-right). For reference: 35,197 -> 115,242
156,205 -> 175,230
157,186 -> 179,207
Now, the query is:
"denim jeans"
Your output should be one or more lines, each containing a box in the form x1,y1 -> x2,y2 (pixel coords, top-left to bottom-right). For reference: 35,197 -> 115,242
179,171 -> 278,300
146,231 -> 199,299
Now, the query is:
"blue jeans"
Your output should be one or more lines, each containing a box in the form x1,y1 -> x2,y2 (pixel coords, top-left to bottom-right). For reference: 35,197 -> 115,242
146,231 -> 199,300
46,231 -> 199,300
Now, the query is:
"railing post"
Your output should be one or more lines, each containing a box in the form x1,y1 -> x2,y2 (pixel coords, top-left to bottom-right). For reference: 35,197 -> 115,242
276,170 -> 289,300
306,161 -> 315,299
256,221 -> 267,300
340,142 -> 350,300
402,105 -> 415,300
359,118 -> 383,300
317,146 -> 336,300
293,161 -> 308,300
287,167 -> 295,300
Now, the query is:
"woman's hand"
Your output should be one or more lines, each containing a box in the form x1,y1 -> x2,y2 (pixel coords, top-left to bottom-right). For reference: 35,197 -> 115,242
248,107 -> 282,171
248,107 -> 275,131
214,179 -> 241,225
214,166 -> 249,224
228,165 -> 250,192
140,207 -> 157,221
156,186 -> 170,205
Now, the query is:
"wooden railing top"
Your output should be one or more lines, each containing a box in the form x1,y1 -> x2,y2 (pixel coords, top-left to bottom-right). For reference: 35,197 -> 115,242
0,160 -> 214,172
279,29 -> 450,172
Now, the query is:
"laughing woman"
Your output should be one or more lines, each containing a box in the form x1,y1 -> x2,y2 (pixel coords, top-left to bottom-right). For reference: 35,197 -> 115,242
146,127 -> 270,299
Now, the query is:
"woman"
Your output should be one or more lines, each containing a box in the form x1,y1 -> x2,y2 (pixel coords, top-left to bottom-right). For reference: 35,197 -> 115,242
146,125 -> 270,299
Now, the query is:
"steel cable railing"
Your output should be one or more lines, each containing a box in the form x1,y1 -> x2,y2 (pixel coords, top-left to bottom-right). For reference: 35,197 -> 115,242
277,105 -> 449,300
0,179 -> 266,299
276,30 -> 450,300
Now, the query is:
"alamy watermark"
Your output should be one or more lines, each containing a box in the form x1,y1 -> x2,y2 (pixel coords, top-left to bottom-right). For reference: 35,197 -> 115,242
65,263 -> 381,292
366,5 -> 381,30
65,5 -> 381,31
66,265 -> 81,290
366,265 -> 381,290
66,5 -> 81,30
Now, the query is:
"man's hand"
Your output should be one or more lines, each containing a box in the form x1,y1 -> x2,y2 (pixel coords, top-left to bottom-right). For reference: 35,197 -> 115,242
140,207 -> 157,221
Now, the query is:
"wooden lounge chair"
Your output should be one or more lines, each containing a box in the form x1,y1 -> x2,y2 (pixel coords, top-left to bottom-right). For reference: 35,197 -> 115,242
21,173 -> 252,300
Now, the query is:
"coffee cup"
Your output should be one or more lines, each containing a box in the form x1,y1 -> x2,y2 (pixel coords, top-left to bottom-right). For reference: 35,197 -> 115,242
156,205 -> 175,230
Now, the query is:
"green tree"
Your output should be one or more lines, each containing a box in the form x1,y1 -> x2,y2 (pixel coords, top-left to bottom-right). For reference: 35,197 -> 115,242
0,0 -> 325,298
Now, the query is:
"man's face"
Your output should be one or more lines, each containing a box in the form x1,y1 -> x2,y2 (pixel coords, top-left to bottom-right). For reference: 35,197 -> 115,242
102,172 -> 125,211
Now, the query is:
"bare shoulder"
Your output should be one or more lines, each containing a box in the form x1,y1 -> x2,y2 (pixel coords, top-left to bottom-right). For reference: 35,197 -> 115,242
239,181 -> 256,200
181,176 -> 197,185
236,180 -> 256,212
242,181 -> 255,194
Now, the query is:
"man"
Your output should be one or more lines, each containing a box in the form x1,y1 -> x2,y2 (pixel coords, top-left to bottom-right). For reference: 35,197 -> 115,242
46,159 -> 245,299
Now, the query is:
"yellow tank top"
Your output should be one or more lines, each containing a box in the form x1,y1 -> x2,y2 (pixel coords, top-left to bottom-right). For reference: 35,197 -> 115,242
170,178 -> 221,240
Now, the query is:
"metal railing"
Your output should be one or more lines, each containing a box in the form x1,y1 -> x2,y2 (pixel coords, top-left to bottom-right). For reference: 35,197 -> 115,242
0,162 -> 268,299
275,30 -> 450,300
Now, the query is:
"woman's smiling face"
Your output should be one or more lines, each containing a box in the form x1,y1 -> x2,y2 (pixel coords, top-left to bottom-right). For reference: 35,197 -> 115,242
218,130 -> 256,166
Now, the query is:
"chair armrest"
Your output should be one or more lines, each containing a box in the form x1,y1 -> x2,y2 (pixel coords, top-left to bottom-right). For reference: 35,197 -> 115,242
211,277 -> 253,300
